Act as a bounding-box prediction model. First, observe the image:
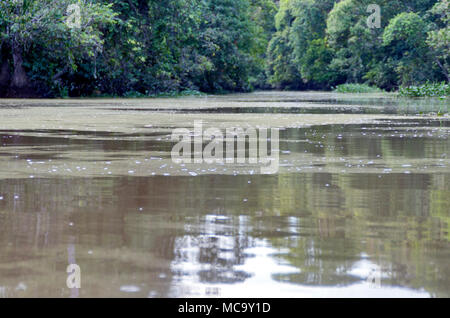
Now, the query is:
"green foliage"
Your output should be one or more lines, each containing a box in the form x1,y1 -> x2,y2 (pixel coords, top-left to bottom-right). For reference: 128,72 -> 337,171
426,0 -> 450,82
0,0 -> 448,97
382,12 -> 432,86
96,0 -> 277,95
300,38 -> 335,87
266,28 -> 302,89
266,0 -> 335,89
247,0 -> 278,88
334,83 -> 383,93
99,0 -> 277,95
267,0 -> 447,91
399,82 -> 450,97
0,0 -> 117,95
326,0 -> 381,84
0,0 -> 277,97
383,13 -> 427,47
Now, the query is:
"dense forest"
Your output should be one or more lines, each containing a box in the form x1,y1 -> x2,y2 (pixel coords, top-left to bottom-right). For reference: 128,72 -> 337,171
0,0 -> 448,97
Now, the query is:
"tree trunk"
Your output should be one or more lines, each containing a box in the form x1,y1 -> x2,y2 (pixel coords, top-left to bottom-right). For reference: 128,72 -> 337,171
435,58 -> 450,83
0,42 -> 11,96
11,43 -> 28,88
0,59 -> 10,85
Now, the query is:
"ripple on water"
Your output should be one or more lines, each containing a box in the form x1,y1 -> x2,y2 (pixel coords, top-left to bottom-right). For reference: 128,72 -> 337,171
120,285 -> 141,293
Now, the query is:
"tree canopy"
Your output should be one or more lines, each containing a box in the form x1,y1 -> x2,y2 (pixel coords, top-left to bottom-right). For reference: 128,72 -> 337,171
0,0 -> 448,97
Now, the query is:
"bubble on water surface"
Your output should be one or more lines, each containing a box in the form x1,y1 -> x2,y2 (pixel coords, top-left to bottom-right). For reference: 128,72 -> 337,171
120,285 -> 141,293
148,291 -> 158,298
15,282 -> 27,291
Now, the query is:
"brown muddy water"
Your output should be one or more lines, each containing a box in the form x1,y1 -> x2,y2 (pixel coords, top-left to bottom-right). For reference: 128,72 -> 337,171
0,91 -> 449,298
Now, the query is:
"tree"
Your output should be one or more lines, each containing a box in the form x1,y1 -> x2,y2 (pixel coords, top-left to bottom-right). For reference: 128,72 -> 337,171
0,0 -> 446,96
0,0 -> 116,96
266,28 -> 302,88
300,38 -> 335,87
383,12 -> 431,85
326,0 -> 386,84
290,0 -> 335,87
266,0 -> 336,89
427,0 -> 450,82
325,0 -> 437,88
247,0 -> 277,88
265,0 -> 301,89
95,0 -> 275,95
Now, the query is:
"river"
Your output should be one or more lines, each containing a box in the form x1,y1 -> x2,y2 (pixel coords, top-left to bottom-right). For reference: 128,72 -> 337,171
0,91 -> 448,297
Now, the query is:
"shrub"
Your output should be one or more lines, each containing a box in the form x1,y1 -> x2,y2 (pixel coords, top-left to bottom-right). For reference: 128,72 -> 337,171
334,84 -> 384,93
399,82 -> 450,98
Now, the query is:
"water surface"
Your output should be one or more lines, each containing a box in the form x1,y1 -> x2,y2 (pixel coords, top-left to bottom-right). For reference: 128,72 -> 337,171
0,92 -> 449,297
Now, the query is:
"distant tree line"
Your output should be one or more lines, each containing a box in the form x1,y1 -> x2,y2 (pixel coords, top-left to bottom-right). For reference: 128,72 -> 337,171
0,0 -> 448,97
267,0 -> 449,90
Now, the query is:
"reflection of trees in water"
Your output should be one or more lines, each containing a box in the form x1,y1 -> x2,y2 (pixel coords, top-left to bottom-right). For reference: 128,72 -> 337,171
262,170 -> 450,296
172,215 -> 255,284
268,214 -> 363,287
0,119 -> 449,297
0,177 -> 181,297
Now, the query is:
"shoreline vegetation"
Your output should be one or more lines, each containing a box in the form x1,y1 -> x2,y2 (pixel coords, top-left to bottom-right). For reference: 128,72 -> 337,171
334,84 -> 384,94
0,0 -> 449,99
399,82 -> 450,98
335,83 -> 449,98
